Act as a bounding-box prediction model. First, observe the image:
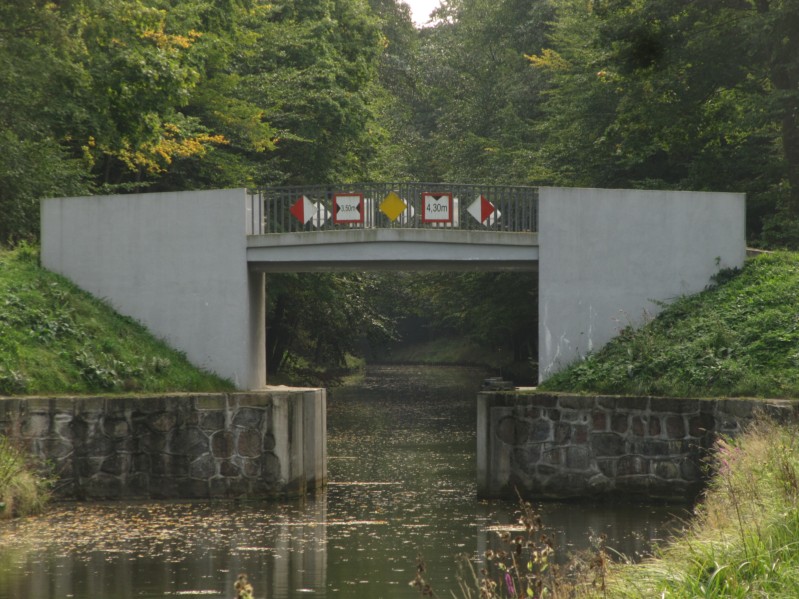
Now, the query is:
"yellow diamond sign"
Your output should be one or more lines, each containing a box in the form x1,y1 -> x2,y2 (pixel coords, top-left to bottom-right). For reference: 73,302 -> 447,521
380,191 -> 407,222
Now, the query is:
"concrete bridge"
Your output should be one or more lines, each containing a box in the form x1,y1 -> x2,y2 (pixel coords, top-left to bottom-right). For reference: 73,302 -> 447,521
41,185 -> 745,390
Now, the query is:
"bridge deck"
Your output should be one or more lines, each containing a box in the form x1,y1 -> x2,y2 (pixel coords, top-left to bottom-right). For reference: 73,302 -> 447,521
247,229 -> 539,272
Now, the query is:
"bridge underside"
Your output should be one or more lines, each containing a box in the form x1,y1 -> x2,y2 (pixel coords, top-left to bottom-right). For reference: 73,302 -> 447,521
247,229 -> 539,272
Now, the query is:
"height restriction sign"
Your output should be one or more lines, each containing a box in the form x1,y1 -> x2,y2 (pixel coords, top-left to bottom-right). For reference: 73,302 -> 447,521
333,193 -> 364,224
421,192 -> 453,223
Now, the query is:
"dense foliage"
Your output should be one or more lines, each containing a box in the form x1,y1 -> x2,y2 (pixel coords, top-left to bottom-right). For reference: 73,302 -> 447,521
541,252 -> 799,398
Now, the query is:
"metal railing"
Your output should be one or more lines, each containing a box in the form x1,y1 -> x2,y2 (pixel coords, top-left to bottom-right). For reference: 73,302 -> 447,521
247,183 -> 538,235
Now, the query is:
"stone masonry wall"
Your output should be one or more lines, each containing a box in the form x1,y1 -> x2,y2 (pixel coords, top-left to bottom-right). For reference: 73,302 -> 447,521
477,392 -> 799,502
0,390 -> 326,500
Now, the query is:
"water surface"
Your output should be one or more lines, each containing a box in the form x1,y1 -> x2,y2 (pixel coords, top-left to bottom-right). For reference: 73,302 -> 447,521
0,366 -> 687,598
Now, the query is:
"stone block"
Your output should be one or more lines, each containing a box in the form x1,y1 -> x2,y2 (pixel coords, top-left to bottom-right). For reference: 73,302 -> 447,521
169,427 -> 208,456
560,409 -> 582,422
85,473 -> 122,499
596,396 -> 617,410
0,399 -> 22,424
100,453 -> 130,477
512,446 -> 541,473
152,454 -> 190,478
22,414 -> 52,438
596,458 -> 616,477
75,456 -> 102,478
544,473 -> 590,497
260,452 -> 282,483
591,433 -> 626,457
126,472 -> 150,497
649,416 -> 662,437
194,395 -> 226,411
541,447 -> 563,466
558,395 -> 595,410
237,429 -> 262,458
219,460 -> 240,477
554,421 -> 572,445
632,416 -> 646,437
666,416 -> 686,439
233,407 -> 263,429
138,431 -> 167,454
614,396 -> 648,411
242,459 -> 261,478
149,411 -> 177,433
565,446 -> 592,470
149,476 -> 180,499
653,461 -> 680,480
199,411 -> 225,432
211,431 -> 235,459
38,437 -> 73,460
653,398 -> 700,414
262,433 -> 276,451
592,411 -> 607,431
611,414 -> 629,434
530,419 -> 552,442
688,413 -> 715,438
102,417 -> 130,440
716,399 -> 754,419
680,458 -> 703,481
617,455 -> 647,476
236,393 -> 273,408
574,425 -> 589,444
189,455 -> 216,479
528,394 -> 558,408
209,476 -> 229,497
496,416 -> 527,445
74,397 -> 105,415
537,464 -> 557,476
86,434 -> 115,457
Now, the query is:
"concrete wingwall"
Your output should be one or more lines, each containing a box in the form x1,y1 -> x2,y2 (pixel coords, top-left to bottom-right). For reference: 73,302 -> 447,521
538,187 -> 746,381
41,189 -> 265,389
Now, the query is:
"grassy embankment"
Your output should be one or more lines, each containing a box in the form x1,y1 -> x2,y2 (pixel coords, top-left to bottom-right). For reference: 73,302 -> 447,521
0,245 -> 233,516
457,252 -> 799,598
541,251 -> 799,399
0,245 -> 233,396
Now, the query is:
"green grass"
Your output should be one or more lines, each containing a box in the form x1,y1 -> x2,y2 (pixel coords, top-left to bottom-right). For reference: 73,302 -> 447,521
0,245 -> 234,395
0,436 -> 50,518
540,252 -> 799,398
605,420 -> 799,598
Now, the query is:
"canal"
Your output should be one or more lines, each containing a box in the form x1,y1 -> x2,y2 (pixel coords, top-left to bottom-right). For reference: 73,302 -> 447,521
0,366 -> 686,598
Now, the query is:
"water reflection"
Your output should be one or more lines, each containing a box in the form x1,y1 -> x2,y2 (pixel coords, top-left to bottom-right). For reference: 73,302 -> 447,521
0,366 -> 688,598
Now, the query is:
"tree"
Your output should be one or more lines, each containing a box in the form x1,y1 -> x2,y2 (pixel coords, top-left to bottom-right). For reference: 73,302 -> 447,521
530,0 -> 799,246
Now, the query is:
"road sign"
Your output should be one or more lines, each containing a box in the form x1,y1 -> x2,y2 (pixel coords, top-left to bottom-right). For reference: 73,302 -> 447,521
333,193 -> 364,224
290,195 -> 327,227
380,191 -> 408,222
421,192 -> 452,223
290,195 -> 315,224
467,195 -> 500,225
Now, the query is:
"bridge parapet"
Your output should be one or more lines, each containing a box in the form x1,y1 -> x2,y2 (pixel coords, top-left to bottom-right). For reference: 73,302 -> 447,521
247,182 -> 537,235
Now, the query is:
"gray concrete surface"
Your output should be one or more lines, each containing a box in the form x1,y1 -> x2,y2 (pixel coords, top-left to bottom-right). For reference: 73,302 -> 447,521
41,189 -> 265,389
537,187 -> 745,380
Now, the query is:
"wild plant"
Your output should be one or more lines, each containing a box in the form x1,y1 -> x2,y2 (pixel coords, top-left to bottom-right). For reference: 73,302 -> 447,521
234,573 -> 254,599
0,435 -> 52,517
409,554 -> 436,597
